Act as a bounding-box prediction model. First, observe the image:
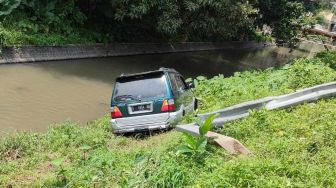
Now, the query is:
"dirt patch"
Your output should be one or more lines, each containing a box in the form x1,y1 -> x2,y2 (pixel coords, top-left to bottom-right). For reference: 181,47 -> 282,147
4,149 -> 21,161
37,162 -> 53,174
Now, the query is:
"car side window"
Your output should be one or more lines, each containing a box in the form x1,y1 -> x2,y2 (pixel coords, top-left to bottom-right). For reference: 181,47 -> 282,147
169,73 -> 179,95
176,76 -> 187,91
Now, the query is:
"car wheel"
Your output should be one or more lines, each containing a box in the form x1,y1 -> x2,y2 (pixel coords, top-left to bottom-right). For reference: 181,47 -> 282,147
194,98 -> 198,111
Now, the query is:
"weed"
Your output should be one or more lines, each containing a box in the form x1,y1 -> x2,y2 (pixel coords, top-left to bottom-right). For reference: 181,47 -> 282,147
176,114 -> 215,157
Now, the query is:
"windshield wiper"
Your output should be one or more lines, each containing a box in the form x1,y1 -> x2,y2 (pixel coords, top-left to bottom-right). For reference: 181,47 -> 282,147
114,95 -> 137,101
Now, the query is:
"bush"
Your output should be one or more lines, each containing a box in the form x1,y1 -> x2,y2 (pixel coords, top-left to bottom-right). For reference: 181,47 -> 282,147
285,58 -> 336,89
316,51 -> 336,70
0,26 -> 24,49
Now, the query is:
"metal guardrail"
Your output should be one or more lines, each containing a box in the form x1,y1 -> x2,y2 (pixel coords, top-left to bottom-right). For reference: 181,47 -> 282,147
176,81 -> 336,135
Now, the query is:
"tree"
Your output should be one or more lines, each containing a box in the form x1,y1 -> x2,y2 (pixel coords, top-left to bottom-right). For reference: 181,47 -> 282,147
112,0 -> 257,41
254,0 -> 313,43
0,0 -> 321,44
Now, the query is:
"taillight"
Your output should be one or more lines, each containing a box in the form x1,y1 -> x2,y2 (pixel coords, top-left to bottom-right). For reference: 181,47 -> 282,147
111,106 -> 122,119
161,99 -> 175,112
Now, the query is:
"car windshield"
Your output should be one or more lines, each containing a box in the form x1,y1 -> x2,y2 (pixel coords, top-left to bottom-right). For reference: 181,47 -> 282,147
113,72 -> 168,101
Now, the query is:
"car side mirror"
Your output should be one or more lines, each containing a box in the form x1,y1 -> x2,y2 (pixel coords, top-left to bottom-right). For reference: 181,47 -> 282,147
187,82 -> 195,89
177,87 -> 185,93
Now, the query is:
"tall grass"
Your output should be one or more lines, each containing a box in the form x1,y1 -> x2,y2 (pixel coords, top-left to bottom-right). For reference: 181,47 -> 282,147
193,53 -> 336,112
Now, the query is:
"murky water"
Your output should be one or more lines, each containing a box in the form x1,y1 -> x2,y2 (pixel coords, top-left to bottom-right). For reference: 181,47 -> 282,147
0,45 -> 319,133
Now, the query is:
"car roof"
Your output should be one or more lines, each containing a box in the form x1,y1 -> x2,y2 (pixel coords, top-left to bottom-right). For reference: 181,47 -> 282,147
117,67 -> 179,79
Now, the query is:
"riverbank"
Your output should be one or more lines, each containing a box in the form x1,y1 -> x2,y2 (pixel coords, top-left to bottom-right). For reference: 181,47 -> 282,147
0,42 -> 269,64
0,47 -> 310,134
1,52 -> 336,187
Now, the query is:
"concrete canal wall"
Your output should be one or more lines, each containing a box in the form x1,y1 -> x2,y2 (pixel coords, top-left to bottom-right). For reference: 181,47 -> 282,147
0,42 -> 269,64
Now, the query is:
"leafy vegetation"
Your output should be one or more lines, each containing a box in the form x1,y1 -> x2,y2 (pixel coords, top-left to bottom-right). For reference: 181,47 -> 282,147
255,0 -> 313,44
0,0 -> 326,49
1,52 -> 336,187
176,114 -> 215,157
316,51 -> 336,70
0,0 -> 20,16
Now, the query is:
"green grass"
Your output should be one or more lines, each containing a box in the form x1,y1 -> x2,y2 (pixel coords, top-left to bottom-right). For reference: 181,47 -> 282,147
1,52 -> 336,187
193,53 -> 336,113
205,101 -> 336,187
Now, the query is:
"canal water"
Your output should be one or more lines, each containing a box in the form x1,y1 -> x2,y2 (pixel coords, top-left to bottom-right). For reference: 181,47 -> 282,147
0,45 -> 318,133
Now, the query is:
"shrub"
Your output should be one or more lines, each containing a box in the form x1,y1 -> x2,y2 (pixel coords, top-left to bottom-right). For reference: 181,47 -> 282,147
0,26 -> 24,49
285,58 -> 336,89
316,51 -> 336,70
176,114 -> 215,157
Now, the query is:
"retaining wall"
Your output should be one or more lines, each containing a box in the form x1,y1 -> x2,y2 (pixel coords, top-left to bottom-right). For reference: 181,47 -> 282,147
0,42 -> 268,64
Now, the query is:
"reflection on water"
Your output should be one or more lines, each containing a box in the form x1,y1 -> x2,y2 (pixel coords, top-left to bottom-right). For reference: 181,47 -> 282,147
0,45 -> 318,133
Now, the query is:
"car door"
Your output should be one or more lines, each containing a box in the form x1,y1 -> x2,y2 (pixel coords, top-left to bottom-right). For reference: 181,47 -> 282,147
175,75 -> 193,113
169,73 -> 193,114
168,73 -> 182,111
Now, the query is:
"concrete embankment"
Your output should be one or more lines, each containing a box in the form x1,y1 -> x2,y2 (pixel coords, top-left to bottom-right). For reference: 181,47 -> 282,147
0,42 -> 268,64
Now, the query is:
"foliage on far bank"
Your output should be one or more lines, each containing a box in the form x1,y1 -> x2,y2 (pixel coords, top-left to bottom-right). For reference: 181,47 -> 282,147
1,52 -> 336,187
0,0 -> 98,49
0,0 -> 325,49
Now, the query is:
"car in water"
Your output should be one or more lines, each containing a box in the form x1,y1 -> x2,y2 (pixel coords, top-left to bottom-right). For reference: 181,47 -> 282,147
110,68 -> 196,133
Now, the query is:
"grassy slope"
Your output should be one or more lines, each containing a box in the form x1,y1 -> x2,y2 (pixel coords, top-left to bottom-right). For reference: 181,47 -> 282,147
1,53 -> 336,187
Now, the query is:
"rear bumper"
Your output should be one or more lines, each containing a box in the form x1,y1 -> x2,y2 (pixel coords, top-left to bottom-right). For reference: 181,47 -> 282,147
111,112 -> 181,133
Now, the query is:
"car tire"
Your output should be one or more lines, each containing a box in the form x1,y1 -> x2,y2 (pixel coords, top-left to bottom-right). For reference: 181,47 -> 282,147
193,98 -> 198,111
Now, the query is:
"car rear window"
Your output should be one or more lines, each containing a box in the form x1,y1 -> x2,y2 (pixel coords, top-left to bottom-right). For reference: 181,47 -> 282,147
113,72 -> 168,101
